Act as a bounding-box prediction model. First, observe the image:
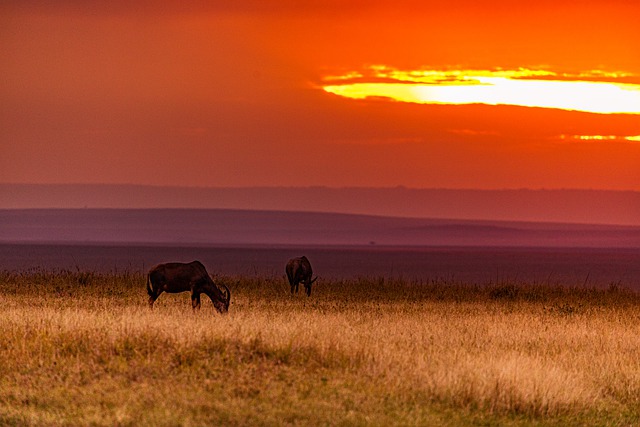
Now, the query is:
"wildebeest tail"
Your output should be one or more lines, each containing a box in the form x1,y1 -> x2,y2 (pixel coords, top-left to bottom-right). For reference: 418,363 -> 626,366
146,274 -> 153,297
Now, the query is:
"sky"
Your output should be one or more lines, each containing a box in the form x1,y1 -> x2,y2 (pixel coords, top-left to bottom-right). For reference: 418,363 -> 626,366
2,1 -> 640,190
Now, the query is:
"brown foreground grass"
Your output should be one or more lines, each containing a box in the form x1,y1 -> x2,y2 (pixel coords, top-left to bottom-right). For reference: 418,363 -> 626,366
1,270 -> 640,426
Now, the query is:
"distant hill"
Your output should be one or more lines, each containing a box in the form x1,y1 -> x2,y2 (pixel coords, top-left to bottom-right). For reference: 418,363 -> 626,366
1,184 -> 639,226
1,208 -> 639,248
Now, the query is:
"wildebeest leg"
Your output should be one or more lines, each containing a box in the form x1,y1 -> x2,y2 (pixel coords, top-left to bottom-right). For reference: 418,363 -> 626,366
305,283 -> 311,297
191,292 -> 201,310
290,284 -> 295,294
148,290 -> 162,309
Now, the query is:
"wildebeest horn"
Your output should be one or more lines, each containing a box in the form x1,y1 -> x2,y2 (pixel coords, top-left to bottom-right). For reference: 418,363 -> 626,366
310,276 -> 318,284
221,283 -> 231,302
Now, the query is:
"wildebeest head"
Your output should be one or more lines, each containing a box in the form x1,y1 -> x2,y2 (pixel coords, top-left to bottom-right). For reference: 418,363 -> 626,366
212,282 -> 231,314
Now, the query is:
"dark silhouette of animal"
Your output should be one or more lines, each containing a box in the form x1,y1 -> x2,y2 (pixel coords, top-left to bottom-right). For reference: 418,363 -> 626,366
286,256 -> 317,296
147,261 -> 230,313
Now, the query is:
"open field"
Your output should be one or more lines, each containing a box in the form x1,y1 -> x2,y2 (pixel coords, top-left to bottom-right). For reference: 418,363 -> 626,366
2,243 -> 640,289
2,271 -> 640,425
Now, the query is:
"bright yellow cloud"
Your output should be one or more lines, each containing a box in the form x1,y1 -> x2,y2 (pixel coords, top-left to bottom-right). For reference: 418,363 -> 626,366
323,68 -> 640,114
561,135 -> 640,141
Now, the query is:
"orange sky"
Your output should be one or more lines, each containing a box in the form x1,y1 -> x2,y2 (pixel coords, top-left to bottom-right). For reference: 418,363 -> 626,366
2,1 -> 639,190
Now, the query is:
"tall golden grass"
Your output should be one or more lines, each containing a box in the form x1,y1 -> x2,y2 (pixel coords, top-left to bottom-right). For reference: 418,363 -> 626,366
1,270 -> 639,425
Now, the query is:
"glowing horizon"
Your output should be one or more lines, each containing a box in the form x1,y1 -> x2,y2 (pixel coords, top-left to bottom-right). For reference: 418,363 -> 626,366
323,68 -> 640,115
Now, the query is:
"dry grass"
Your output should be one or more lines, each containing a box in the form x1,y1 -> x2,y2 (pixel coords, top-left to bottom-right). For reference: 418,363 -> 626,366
1,270 -> 640,425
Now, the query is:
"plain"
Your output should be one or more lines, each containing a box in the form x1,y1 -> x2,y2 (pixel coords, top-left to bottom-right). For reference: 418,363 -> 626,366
1,270 -> 640,426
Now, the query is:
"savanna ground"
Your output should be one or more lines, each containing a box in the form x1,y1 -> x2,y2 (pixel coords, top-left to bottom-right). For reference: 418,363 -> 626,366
1,270 -> 640,426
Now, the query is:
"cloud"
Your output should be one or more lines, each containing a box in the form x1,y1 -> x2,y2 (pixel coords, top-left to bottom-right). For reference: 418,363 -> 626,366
323,67 -> 640,115
1,1 -> 375,17
449,129 -> 500,137
325,66 -> 640,86
559,134 -> 640,142
6,0 -> 637,18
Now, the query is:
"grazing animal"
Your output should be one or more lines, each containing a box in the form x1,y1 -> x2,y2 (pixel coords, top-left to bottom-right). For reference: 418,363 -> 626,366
286,256 -> 317,296
147,261 -> 230,313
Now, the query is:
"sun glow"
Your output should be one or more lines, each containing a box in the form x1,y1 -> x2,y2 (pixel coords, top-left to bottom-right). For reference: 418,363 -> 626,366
561,134 -> 640,142
323,68 -> 640,114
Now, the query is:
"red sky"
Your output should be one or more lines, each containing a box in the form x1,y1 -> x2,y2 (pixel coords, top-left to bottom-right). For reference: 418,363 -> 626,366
2,1 -> 640,190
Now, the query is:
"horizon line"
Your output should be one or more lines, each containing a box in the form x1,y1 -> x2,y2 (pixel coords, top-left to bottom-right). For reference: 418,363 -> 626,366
2,182 -> 640,193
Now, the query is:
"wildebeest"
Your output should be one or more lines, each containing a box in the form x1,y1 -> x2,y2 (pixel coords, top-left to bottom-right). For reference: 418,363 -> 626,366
286,256 -> 317,296
147,261 -> 230,313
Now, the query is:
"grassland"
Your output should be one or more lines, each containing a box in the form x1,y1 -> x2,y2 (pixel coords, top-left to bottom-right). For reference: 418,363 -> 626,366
1,270 -> 640,426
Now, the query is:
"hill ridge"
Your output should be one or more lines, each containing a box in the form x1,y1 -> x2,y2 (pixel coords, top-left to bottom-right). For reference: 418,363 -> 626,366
1,208 -> 639,248
2,184 -> 639,226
